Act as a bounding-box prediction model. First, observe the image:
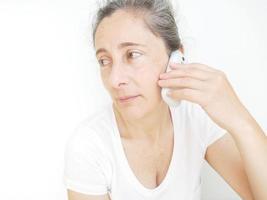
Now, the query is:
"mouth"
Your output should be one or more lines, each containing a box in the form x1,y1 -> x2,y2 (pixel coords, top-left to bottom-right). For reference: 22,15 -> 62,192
117,95 -> 140,103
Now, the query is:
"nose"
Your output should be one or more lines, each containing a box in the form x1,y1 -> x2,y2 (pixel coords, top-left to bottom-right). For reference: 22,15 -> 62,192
108,62 -> 129,89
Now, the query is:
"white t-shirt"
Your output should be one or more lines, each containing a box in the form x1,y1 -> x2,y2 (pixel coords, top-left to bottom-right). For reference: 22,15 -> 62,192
63,100 -> 227,200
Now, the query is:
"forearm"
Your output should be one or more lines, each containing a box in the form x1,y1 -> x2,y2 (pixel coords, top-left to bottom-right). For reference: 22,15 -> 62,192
229,115 -> 267,200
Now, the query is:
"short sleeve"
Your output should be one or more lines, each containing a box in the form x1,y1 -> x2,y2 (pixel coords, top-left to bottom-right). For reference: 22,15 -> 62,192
63,123 -> 111,195
189,102 -> 227,150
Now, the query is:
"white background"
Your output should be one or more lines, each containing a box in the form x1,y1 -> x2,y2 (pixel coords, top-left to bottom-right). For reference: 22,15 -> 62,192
0,0 -> 266,199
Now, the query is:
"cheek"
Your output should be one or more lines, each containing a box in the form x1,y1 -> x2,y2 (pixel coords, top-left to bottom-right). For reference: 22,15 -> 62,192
100,72 -> 111,92
137,66 -> 162,94
137,62 -> 162,83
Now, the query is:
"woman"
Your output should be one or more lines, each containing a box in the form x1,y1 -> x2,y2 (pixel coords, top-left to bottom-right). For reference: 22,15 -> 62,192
63,0 -> 267,199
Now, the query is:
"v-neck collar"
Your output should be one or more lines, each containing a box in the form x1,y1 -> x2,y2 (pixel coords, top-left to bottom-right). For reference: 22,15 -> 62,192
110,104 -> 177,196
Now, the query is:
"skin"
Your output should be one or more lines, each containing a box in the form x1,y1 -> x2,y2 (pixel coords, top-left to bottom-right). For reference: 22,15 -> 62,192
68,9 -> 176,200
68,8 -> 267,200
159,56 -> 267,199
94,9 -> 175,141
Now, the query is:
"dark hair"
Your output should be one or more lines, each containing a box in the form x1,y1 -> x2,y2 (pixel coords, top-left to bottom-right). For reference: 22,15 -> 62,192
92,0 -> 182,54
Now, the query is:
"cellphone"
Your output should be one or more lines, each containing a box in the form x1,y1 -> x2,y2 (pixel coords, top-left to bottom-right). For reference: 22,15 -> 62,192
161,50 -> 186,107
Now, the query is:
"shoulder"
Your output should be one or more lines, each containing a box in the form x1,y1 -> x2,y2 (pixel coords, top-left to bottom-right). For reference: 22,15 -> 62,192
65,103 -> 114,158
63,105 -> 114,194
173,100 -> 227,152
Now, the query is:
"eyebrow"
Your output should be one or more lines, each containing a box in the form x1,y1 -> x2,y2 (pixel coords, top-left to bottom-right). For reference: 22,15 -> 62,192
95,42 -> 146,56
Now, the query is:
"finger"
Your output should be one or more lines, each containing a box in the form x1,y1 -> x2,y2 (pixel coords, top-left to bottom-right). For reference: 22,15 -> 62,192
170,62 -> 218,73
160,67 -> 213,81
168,88 -> 204,105
158,77 -> 206,90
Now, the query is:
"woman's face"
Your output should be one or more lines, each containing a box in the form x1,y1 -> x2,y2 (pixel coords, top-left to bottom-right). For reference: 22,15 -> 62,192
94,9 -> 169,119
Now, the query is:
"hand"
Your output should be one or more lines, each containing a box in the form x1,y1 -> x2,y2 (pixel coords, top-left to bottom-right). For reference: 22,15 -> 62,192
158,63 -> 253,133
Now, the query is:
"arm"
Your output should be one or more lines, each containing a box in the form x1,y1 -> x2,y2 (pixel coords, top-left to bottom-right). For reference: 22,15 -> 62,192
205,132 -> 254,200
158,62 -> 267,199
206,119 -> 267,200
228,118 -> 267,200
67,189 -> 111,200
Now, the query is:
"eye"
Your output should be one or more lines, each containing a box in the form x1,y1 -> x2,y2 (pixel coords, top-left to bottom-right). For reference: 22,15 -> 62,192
127,51 -> 142,59
98,58 -> 111,67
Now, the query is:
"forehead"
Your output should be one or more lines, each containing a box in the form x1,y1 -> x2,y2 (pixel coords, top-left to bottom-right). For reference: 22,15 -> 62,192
94,10 -> 159,49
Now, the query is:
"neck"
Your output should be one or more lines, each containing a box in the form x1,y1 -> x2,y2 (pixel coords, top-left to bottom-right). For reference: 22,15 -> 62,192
112,101 -> 173,142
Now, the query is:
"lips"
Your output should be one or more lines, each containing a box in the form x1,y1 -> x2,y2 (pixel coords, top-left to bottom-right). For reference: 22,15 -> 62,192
118,95 -> 140,101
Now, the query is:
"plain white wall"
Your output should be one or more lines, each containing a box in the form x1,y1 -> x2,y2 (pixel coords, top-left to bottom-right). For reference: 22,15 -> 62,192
0,0 -> 266,199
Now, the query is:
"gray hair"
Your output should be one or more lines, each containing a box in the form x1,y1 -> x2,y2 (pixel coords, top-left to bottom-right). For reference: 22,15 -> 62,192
92,0 -> 182,54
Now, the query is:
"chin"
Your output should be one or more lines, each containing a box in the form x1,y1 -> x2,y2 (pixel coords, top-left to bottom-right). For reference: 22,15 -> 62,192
114,99 -> 145,118
113,95 -> 161,118
116,103 -> 145,119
